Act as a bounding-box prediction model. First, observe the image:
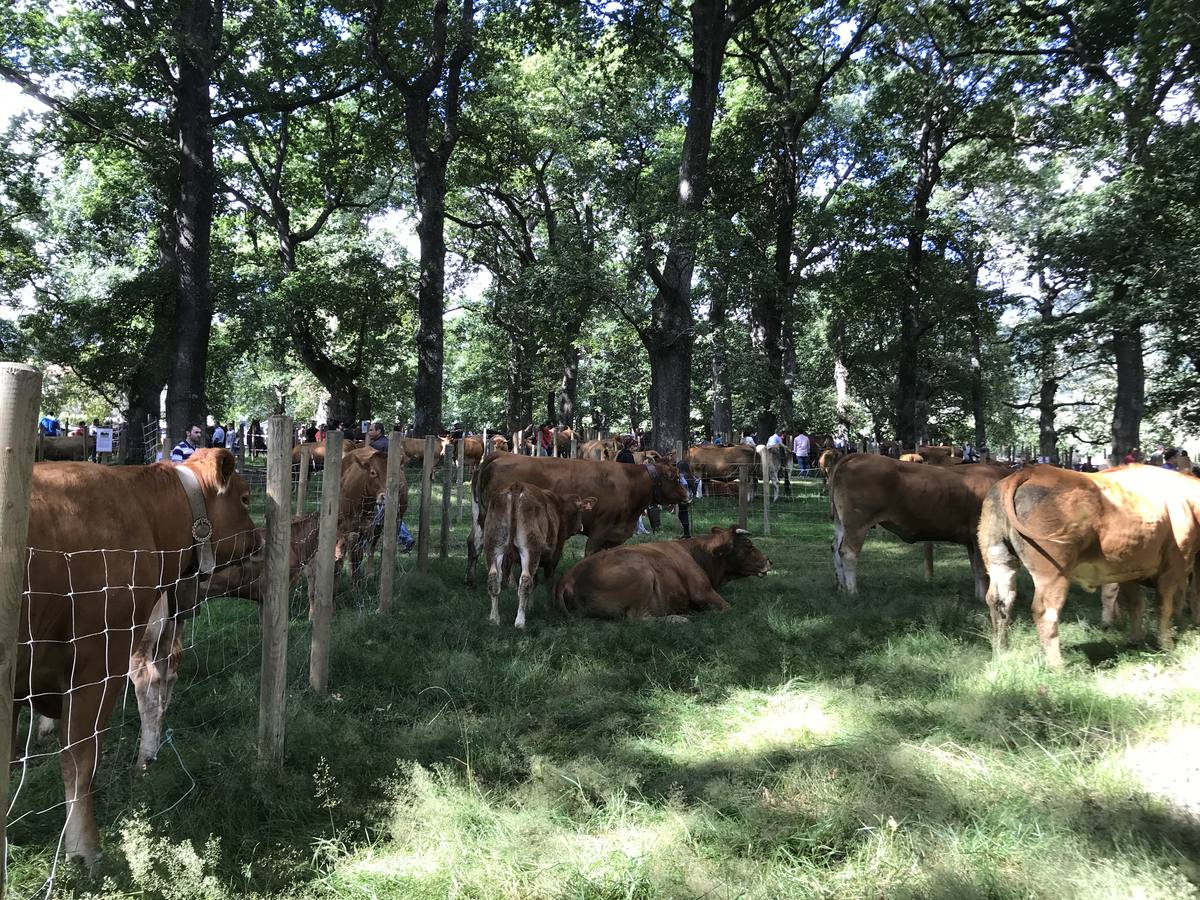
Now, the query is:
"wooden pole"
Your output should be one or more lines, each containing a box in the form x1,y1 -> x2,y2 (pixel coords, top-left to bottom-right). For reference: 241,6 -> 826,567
378,429 -> 404,614
440,443 -> 453,560
738,462 -> 749,530
675,440 -> 684,464
0,365 -> 41,891
455,437 -> 465,522
758,445 -> 770,536
296,444 -> 312,515
417,435 -> 436,573
552,426 -> 559,458
570,434 -> 577,459
258,415 -> 292,762
309,430 -> 342,694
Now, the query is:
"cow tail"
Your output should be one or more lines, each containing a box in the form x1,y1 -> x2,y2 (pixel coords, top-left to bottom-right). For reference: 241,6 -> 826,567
998,468 -> 1070,544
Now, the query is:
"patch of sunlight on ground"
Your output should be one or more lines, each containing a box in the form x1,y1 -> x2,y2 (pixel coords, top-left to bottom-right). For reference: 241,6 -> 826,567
1095,638 -> 1200,711
1121,722 -> 1200,821
636,682 -> 840,764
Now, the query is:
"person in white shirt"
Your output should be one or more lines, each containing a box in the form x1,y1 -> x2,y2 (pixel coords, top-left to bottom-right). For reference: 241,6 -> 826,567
741,429 -> 757,447
212,422 -> 226,448
793,430 -> 811,475
766,428 -> 784,448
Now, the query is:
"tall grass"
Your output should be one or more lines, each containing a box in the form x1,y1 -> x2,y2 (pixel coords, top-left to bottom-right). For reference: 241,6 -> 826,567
8,478 -> 1200,898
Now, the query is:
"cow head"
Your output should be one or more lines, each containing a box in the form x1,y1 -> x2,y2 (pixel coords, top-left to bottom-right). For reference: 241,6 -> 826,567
713,525 -> 771,578
559,494 -> 597,534
343,448 -> 389,517
652,462 -> 689,506
183,448 -> 261,570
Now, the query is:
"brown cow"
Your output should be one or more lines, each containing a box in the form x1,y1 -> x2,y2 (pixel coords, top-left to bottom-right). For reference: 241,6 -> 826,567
555,526 -> 771,620
916,445 -> 963,466
456,434 -> 514,467
579,437 -> 621,461
687,443 -> 756,481
482,482 -> 595,628
818,447 -> 847,479
978,465 -> 1200,666
830,453 -> 1012,601
291,438 -> 362,471
23,449 -> 260,866
467,454 -> 688,586
39,434 -> 96,461
338,448 -> 391,584
395,435 -> 452,467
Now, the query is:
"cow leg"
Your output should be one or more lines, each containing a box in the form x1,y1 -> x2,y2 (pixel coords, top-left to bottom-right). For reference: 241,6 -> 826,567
1031,578 -> 1069,667
983,544 -> 1019,654
923,543 -> 934,581
466,498 -> 483,588
1154,572 -> 1183,652
129,599 -> 181,771
694,586 -> 731,613
832,521 -> 867,595
514,547 -> 535,630
60,662 -> 124,869
486,547 -> 504,626
1100,583 -> 1120,629
966,542 -> 989,606
1123,583 -> 1146,645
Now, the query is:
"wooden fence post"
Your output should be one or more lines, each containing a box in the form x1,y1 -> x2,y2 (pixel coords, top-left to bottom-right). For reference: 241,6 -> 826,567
378,429 -> 405,614
309,430 -> 342,694
570,434 -> 577,459
296,444 -> 312,515
552,426 -> 559,458
259,415 -> 292,762
417,435 -> 436,573
738,462 -> 749,530
674,440 -> 684,463
758,444 -> 770,537
440,443 -> 453,560
455,438 -> 465,522
0,364 -> 41,890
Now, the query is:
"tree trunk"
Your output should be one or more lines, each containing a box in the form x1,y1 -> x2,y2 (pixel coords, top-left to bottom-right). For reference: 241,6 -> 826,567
1111,305 -> 1144,462
557,343 -> 579,428
505,336 -> 531,432
895,110 -> 943,448
412,146 -> 447,436
834,353 -> 850,437
969,323 -> 986,449
167,0 -> 219,442
644,0 -> 731,454
1038,376 -> 1058,459
709,280 -> 732,439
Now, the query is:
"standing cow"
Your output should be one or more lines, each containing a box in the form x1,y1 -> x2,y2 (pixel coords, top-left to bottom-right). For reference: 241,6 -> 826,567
829,453 -> 1012,601
22,449 -> 260,867
482,481 -> 595,628
978,464 -> 1200,666
467,453 -> 687,586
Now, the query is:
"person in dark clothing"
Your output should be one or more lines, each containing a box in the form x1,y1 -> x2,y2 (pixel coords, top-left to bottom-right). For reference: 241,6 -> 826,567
366,421 -> 390,453
675,459 -> 694,538
615,437 -> 637,465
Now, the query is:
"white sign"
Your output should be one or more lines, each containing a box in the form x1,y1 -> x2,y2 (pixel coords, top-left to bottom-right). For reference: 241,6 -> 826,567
361,420 -> 372,434
95,428 -> 113,453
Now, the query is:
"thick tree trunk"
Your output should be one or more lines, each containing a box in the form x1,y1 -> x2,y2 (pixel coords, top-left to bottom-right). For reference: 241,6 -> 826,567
167,0 -> 219,442
834,353 -> 850,437
412,152 -> 447,436
895,111 -> 943,448
1038,376 -> 1058,459
1111,305 -> 1144,462
556,344 -> 579,428
645,0 -> 730,454
780,311 -> 797,429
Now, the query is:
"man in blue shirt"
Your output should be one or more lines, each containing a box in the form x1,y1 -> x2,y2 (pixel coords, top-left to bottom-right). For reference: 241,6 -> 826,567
170,424 -> 203,463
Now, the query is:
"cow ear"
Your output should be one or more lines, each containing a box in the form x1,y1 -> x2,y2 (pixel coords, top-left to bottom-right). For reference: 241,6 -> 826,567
217,449 -> 236,491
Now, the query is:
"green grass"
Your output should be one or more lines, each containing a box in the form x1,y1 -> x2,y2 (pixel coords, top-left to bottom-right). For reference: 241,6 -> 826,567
8,479 -> 1200,899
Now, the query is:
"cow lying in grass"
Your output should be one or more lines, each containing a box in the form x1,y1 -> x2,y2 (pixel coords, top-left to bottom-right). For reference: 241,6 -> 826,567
483,481 -> 595,628
979,464 -> 1200,666
555,525 -> 770,620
